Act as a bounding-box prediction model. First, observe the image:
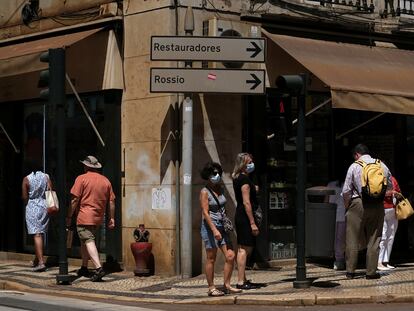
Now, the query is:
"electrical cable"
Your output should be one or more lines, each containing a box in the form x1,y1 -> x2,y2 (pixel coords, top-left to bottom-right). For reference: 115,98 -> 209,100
205,0 -> 224,18
250,1 -> 269,13
0,0 -> 27,28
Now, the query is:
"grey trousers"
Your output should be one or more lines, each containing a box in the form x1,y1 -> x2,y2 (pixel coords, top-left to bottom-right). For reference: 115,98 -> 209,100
345,198 -> 384,276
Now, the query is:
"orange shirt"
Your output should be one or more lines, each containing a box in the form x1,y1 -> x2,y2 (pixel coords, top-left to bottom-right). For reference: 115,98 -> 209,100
70,171 -> 115,225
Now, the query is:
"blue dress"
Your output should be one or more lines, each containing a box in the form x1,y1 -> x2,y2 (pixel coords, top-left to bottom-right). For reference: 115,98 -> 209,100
25,172 -> 49,235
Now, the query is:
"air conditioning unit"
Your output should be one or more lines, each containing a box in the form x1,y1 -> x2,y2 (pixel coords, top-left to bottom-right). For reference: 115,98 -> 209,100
202,17 -> 262,69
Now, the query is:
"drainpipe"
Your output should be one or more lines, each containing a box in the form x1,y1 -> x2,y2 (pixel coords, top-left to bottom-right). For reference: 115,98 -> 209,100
181,5 -> 194,278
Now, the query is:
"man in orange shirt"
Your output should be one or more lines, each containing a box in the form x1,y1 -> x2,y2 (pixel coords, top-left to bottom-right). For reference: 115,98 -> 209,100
66,155 -> 115,282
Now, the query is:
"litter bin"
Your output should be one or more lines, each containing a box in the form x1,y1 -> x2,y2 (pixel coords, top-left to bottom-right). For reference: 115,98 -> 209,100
305,186 -> 337,257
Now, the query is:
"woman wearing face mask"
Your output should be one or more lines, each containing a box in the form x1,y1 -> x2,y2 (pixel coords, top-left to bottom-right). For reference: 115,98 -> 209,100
232,153 -> 263,289
199,162 -> 241,297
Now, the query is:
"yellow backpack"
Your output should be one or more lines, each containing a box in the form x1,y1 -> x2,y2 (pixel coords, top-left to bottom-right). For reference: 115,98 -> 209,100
355,159 -> 387,202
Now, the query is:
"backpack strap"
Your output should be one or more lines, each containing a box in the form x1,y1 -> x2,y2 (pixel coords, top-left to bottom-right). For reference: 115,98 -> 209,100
355,159 -> 366,167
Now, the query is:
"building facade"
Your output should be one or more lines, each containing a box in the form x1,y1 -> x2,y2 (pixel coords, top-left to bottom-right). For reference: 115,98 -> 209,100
1,0 -> 414,276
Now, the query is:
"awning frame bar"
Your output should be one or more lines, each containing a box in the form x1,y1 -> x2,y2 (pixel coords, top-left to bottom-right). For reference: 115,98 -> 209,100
292,98 -> 331,125
66,74 -> 105,147
0,122 -> 20,153
336,112 -> 386,140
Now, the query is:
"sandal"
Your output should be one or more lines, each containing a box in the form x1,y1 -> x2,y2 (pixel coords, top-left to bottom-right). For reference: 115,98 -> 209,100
207,288 -> 225,297
223,286 -> 242,294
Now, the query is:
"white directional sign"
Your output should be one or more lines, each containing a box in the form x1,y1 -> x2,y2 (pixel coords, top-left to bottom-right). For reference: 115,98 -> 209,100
151,36 -> 266,63
150,68 -> 265,94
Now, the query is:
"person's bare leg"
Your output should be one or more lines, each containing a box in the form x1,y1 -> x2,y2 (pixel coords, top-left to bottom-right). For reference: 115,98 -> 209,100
80,242 -> 89,267
205,248 -> 217,289
220,245 -> 235,288
85,241 -> 101,269
33,234 -> 44,265
236,245 -> 252,284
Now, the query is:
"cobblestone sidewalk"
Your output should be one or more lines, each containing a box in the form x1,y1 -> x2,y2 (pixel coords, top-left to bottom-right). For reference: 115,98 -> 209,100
1,260 -> 414,305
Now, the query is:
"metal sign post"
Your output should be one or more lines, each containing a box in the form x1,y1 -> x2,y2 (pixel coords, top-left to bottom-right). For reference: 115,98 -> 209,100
181,6 -> 194,279
149,15 -> 267,278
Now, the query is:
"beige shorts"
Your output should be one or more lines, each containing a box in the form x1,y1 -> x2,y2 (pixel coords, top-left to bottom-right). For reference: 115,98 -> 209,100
77,225 -> 98,243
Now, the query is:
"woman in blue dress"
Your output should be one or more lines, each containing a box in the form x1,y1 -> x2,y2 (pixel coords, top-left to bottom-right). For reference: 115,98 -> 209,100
22,162 -> 52,272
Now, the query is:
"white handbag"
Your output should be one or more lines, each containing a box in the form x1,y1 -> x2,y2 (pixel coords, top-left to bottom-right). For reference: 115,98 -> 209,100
45,190 -> 59,215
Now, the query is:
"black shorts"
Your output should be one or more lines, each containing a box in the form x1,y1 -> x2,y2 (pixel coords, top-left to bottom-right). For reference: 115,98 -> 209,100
235,208 -> 256,247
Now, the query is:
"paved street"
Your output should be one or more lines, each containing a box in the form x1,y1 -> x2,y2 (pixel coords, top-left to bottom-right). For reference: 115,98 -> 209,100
1,259 -> 414,306
0,291 -> 157,311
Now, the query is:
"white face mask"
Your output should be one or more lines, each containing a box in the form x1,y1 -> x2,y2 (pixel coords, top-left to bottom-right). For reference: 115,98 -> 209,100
246,162 -> 255,173
209,173 -> 221,184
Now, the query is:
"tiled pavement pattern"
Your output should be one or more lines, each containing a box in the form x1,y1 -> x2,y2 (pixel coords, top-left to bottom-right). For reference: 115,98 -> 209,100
1,260 -> 414,305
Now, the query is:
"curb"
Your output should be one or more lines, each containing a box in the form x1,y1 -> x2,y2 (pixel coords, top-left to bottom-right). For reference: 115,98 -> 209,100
3,279 -> 414,306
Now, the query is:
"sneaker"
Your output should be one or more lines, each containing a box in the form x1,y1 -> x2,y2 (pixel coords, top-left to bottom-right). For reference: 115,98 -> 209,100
236,282 -> 259,290
386,264 -> 396,269
333,261 -> 346,271
32,263 -> 46,272
90,268 -> 105,282
245,279 -> 267,288
345,272 -> 355,279
377,264 -> 391,271
77,266 -> 90,277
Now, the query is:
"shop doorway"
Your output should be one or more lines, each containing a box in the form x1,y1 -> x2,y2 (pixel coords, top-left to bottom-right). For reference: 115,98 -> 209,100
0,90 -> 122,263
0,102 -> 24,253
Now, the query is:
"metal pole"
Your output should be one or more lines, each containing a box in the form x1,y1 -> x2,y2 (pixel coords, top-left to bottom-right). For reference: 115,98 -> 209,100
293,73 -> 311,289
181,6 -> 194,278
54,49 -> 70,285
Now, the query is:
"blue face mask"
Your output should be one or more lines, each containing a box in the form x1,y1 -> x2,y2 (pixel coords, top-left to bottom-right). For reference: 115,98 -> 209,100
209,173 -> 221,184
246,162 -> 255,174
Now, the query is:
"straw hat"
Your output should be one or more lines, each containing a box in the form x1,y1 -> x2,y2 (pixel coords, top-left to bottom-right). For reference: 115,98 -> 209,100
80,155 -> 102,169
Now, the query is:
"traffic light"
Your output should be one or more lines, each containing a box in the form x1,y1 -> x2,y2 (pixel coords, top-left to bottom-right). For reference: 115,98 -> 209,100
38,48 -> 65,103
276,75 -> 305,95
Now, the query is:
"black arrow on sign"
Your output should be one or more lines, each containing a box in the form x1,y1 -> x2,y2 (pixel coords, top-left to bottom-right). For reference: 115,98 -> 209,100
246,74 -> 262,90
246,41 -> 262,58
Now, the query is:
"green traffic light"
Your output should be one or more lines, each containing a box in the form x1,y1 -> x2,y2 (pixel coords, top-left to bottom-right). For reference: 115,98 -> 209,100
39,89 -> 49,100
37,48 -> 65,101
38,69 -> 49,88
276,75 -> 304,94
40,51 -> 49,63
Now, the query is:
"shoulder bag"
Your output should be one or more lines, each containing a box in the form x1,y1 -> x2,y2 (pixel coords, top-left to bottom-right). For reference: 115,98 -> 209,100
254,205 -> 263,227
205,186 -> 234,233
45,176 -> 59,215
395,193 -> 414,220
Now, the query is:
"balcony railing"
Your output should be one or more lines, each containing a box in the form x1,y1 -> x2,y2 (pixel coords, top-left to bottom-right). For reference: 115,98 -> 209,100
306,0 -> 374,12
305,0 -> 414,17
398,0 -> 414,15
379,0 -> 414,18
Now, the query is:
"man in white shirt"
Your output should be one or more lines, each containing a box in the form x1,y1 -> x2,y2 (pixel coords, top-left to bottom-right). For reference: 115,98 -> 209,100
342,144 -> 392,280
